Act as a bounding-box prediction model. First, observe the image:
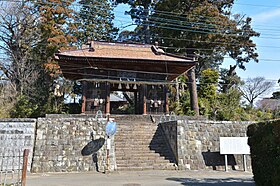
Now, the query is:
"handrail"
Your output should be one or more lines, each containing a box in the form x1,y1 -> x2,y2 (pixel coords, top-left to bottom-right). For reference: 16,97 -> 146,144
169,112 -> 177,121
95,110 -> 106,125
160,112 -> 178,123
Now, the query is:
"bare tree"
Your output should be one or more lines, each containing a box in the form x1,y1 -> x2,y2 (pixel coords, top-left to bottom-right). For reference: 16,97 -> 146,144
0,2 -> 41,96
256,98 -> 279,111
240,77 -> 274,107
0,80 -> 17,117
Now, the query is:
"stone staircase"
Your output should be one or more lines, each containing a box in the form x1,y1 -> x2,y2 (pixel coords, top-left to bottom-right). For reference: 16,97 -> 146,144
114,117 -> 176,170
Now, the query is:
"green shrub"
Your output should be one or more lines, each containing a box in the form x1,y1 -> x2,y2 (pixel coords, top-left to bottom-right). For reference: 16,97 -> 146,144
247,119 -> 280,186
10,95 -> 38,118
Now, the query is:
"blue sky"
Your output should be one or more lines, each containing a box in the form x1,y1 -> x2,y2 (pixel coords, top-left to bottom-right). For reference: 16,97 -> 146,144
114,1 -> 280,97
227,0 -> 280,96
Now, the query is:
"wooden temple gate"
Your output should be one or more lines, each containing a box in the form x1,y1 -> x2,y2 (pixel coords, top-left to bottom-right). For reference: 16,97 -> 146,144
80,81 -> 169,115
55,41 -> 196,115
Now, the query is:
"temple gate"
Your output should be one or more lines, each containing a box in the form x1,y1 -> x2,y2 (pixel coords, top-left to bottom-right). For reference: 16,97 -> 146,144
55,41 -> 196,115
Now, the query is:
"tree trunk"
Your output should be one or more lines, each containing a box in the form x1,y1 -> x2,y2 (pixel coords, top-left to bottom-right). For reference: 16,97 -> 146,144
250,100 -> 254,108
187,68 -> 199,116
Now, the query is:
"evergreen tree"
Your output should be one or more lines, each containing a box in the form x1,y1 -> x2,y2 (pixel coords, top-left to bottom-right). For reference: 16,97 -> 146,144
152,0 -> 259,75
115,0 -> 259,75
198,69 -> 219,101
219,65 -> 242,93
114,0 -> 156,43
29,0 -> 77,116
75,0 -> 118,44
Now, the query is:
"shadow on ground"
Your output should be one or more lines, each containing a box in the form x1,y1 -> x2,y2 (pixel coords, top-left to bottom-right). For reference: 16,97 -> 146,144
166,177 -> 255,186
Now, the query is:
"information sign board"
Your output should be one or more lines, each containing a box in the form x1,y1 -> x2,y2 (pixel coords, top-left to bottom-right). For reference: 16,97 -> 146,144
220,137 -> 250,155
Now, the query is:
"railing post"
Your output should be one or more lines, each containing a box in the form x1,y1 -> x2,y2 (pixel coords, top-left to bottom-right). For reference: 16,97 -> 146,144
243,154 -> 247,172
21,149 -> 29,186
224,154 -> 228,172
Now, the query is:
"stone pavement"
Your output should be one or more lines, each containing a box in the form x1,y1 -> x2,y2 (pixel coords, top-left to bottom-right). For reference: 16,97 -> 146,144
27,170 -> 255,186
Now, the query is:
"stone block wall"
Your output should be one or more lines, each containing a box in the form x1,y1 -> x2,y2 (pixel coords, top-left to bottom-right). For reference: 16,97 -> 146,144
32,117 -> 115,173
160,121 -> 178,163
0,115 -> 254,173
0,119 -> 36,171
176,120 -> 253,170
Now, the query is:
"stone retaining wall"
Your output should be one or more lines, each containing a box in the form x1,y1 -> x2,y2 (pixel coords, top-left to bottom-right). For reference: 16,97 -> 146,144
0,119 -> 36,171
176,120 -> 253,170
160,121 -> 178,163
32,117 -> 115,173
0,116 -> 254,172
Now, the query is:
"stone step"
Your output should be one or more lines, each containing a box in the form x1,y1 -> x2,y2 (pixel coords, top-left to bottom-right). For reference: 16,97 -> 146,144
117,128 -> 157,131
115,151 -> 173,159
116,155 -> 174,162
114,120 -> 175,170
117,125 -> 158,129
115,150 -> 171,156
116,131 -> 157,134
115,145 -> 164,149
115,141 -> 166,146
117,123 -> 157,129
116,129 -> 158,133
117,163 -> 176,171
117,132 -> 156,135
114,135 -> 165,143
116,166 -> 154,171
116,136 -> 165,140
116,132 -> 157,135
116,159 -> 171,164
115,154 -> 171,160
115,139 -> 158,142
118,126 -> 157,129
117,121 -> 156,124
116,142 -> 169,146
115,145 -> 169,152
115,147 -> 170,151
115,150 -> 174,159
116,137 -> 156,140
115,149 -> 157,153
115,150 -> 169,156
116,161 -> 173,167
115,144 -> 165,147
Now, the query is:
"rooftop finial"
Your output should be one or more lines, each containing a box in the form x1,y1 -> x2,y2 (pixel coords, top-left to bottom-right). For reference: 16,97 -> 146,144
154,41 -> 159,48
151,41 -> 164,55
86,38 -> 95,52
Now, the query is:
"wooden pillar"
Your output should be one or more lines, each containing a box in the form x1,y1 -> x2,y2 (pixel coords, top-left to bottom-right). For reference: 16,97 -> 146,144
81,81 -> 87,113
139,86 -> 143,114
164,85 -> 169,115
142,85 -> 147,115
105,82 -> 110,115
187,67 -> 199,116
21,149 -> 29,186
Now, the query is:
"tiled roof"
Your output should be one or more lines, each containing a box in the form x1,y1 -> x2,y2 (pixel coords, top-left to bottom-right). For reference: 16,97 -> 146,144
57,41 -> 194,62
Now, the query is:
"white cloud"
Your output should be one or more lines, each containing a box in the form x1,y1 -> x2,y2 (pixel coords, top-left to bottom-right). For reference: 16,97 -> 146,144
253,8 -> 280,22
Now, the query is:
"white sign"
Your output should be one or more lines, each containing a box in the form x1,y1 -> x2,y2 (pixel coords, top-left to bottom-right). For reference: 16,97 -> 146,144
220,137 -> 250,154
